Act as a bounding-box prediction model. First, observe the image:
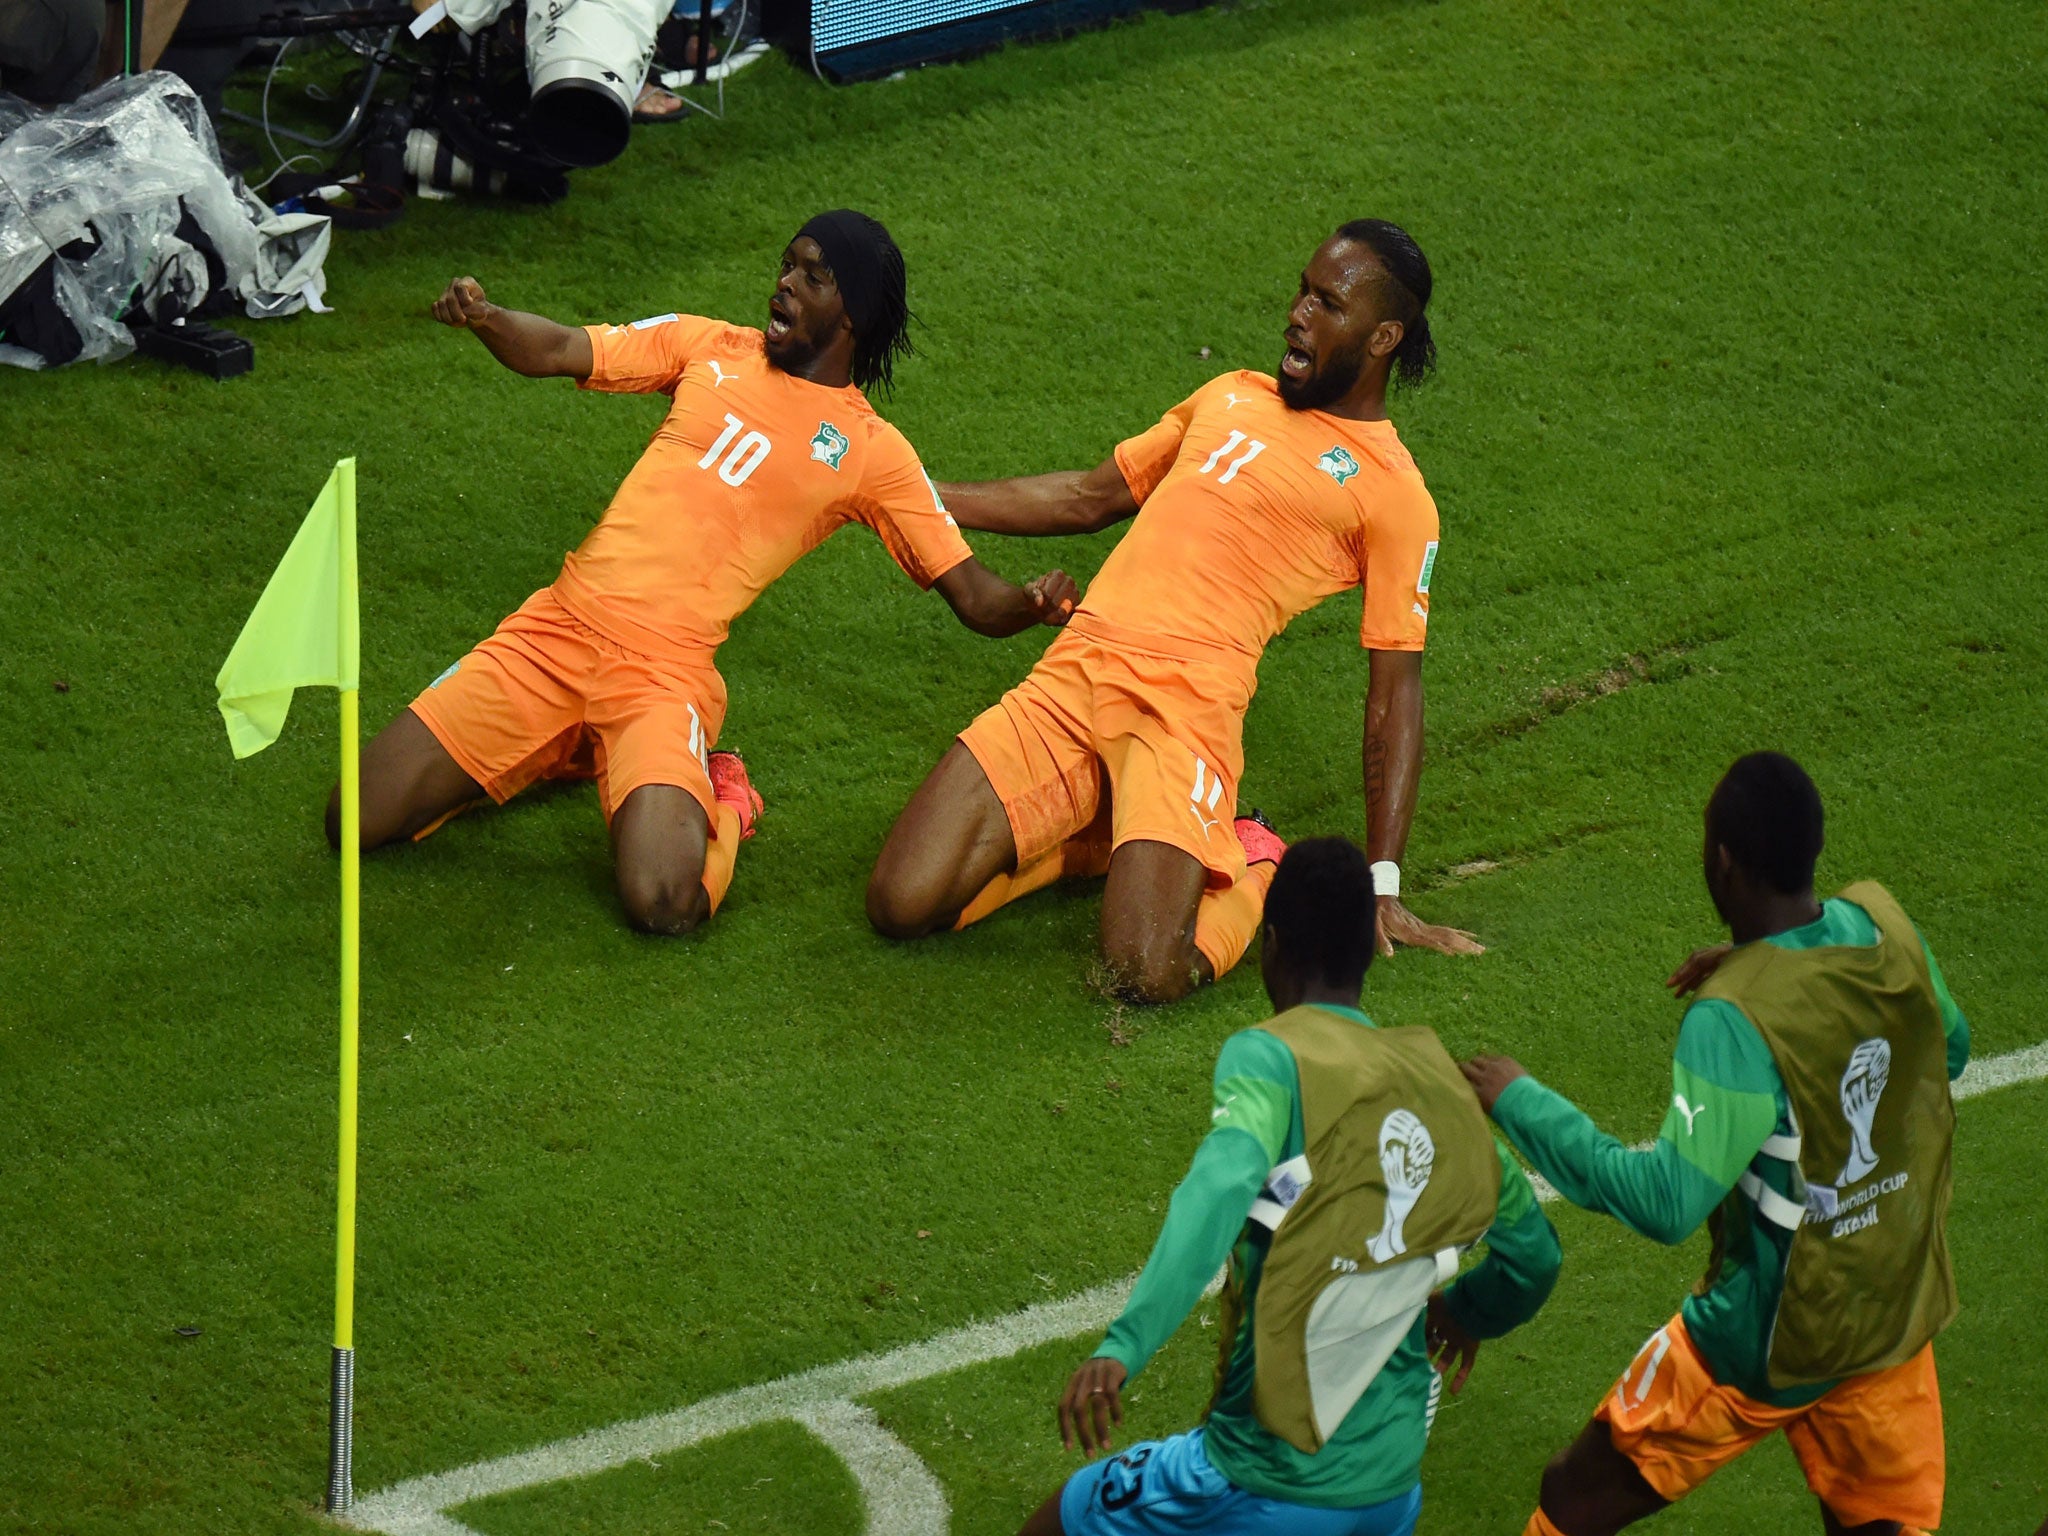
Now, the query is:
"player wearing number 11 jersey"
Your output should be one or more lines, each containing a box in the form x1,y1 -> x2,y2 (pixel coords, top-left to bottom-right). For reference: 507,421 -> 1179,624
327,211 -> 1077,934
868,220 -> 1481,1002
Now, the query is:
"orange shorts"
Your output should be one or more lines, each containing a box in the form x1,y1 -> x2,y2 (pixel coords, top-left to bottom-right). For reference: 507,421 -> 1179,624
958,627 -> 1251,889
1597,1314 -> 1944,1529
409,586 -> 725,826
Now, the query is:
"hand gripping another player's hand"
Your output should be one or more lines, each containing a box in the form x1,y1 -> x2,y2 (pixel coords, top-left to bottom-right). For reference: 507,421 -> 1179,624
1025,569 -> 1080,627
1424,1291 -> 1481,1395
1057,1354 -> 1128,1456
432,276 -> 493,329
1377,894 -> 1485,957
1666,942 -> 1733,996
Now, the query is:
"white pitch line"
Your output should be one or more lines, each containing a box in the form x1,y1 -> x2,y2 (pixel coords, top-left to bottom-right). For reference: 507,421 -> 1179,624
797,1401 -> 950,1536
342,1278 -> 1135,1536
343,1039 -> 2047,1536
1953,1038 -> 2048,1101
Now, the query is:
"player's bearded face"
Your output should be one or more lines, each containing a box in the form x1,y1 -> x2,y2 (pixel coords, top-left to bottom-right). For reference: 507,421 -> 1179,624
764,239 -> 849,374
1277,329 -> 1370,411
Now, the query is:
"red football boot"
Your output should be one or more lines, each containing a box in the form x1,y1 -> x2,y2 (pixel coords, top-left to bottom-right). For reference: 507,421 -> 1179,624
707,750 -> 764,840
1235,808 -> 1286,868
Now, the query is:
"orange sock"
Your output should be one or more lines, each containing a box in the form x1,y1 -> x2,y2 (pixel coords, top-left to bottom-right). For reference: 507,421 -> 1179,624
1192,861 -> 1275,980
954,850 -> 1062,929
700,805 -> 742,915
410,796 -> 484,843
954,825 -> 1113,930
1521,1511 -> 1568,1536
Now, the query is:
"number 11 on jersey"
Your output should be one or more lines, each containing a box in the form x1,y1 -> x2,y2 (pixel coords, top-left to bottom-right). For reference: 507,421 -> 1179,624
1199,431 -> 1266,484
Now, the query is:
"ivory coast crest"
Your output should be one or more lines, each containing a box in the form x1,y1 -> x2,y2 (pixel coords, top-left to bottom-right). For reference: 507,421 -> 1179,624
811,422 -> 851,469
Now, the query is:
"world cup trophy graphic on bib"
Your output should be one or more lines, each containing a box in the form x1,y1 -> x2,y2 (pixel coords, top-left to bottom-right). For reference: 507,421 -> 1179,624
1367,1109 -> 1436,1262
1837,1037 -> 1892,1185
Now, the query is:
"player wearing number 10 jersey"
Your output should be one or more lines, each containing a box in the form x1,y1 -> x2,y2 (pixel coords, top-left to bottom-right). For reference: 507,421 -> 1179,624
867,220 -> 1481,1002
327,212 -> 1076,934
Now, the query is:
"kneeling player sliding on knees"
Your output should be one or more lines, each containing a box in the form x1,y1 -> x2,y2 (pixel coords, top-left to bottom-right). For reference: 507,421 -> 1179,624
1019,838 -> 1561,1536
1460,751 -> 1973,1536
324,211 -> 1076,935
867,219 -> 1479,1005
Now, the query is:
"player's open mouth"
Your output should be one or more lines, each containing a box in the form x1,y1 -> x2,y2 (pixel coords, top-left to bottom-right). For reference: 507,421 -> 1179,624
1280,345 -> 1313,379
766,298 -> 795,341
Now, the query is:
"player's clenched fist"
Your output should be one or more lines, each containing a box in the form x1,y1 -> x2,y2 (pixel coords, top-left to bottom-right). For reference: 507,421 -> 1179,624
433,276 -> 492,328
1025,569 -> 1079,627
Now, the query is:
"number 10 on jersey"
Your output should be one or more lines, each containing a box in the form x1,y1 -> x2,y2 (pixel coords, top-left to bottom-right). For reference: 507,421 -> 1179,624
700,412 -> 772,486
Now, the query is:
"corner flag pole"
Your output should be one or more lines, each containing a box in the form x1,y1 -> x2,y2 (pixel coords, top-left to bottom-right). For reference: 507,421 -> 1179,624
327,458 -> 361,1514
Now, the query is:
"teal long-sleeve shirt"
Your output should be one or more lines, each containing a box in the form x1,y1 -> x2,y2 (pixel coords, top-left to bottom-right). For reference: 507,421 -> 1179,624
1489,898 -> 1969,1406
1092,1004 -> 1562,1508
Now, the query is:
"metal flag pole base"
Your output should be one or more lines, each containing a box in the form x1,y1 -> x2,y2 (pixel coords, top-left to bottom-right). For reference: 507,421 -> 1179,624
326,1345 -> 355,1512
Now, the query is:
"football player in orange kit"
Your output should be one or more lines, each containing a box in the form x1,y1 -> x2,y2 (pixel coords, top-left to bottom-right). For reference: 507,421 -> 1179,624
326,211 -> 1077,935
866,220 -> 1480,1002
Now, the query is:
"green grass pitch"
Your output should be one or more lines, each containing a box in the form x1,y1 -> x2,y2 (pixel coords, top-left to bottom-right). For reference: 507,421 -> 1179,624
4,0 -> 2045,1529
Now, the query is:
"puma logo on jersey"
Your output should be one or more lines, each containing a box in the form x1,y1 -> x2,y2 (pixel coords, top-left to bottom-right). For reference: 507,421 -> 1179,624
1317,446 -> 1360,484
707,360 -> 734,388
1212,1094 -> 1238,1122
1673,1094 -> 1706,1134
1224,392 -> 1246,410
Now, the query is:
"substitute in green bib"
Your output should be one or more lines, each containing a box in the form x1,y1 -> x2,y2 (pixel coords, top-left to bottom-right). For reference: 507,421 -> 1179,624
1019,839 -> 1561,1536
1463,752 -> 1970,1536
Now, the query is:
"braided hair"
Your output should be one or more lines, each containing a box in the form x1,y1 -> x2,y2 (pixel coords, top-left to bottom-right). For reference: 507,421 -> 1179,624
1335,218 -> 1437,387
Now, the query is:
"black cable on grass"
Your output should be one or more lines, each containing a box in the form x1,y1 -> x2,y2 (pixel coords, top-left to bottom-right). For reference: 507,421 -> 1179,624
1337,217 -> 1437,387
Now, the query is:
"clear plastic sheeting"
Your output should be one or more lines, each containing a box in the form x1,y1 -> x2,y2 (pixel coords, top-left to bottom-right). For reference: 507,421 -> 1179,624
0,71 -> 330,369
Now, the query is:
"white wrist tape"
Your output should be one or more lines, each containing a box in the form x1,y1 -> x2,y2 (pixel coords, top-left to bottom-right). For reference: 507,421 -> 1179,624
1370,860 -> 1401,898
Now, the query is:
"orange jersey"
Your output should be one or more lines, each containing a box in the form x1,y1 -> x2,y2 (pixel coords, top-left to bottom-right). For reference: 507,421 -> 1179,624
551,313 -> 972,659
1073,371 -> 1440,687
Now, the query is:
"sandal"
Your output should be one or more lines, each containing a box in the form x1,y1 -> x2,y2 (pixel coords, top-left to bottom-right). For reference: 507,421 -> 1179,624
632,82 -> 691,124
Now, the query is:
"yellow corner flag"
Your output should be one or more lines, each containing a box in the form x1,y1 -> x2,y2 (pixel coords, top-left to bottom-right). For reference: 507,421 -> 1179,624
214,458 -> 364,1514
215,459 -> 360,757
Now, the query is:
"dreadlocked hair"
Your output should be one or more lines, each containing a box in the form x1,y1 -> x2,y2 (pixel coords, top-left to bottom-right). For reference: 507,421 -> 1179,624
1336,218 -> 1437,387
849,221 -> 913,397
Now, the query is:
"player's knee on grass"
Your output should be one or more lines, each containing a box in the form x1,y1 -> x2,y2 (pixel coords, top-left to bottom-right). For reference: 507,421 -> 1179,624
617,862 -> 709,935
1098,926 -> 1204,1004
864,860 -> 952,940
612,784 -> 711,935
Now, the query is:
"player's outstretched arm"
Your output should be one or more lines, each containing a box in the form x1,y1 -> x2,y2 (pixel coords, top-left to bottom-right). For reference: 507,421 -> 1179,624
934,557 -> 1079,637
936,454 -> 1137,537
431,277 -> 594,380
1364,648 -> 1483,956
